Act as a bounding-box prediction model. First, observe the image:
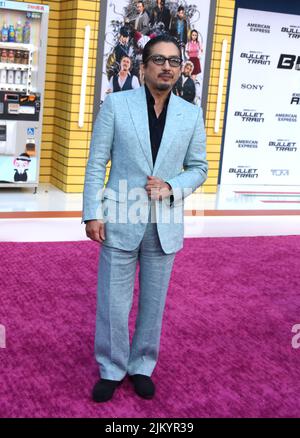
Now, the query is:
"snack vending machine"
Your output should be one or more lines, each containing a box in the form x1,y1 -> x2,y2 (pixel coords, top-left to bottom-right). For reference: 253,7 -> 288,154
0,1 -> 49,188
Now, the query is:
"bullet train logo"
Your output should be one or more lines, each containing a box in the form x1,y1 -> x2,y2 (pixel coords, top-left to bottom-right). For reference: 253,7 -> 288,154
234,110 -> 264,123
277,54 -> 300,70
229,167 -> 258,179
240,52 -> 271,65
291,93 -> 300,105
268,140 -> 297,152
281,26 -> 300,39
271,169 -> 289,177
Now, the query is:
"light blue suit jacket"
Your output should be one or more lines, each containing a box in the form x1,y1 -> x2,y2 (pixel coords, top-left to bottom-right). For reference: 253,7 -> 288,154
83,86 -> 208,254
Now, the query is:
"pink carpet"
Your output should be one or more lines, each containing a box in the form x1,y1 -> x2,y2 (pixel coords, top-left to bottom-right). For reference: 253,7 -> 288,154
0,236 -> 300,418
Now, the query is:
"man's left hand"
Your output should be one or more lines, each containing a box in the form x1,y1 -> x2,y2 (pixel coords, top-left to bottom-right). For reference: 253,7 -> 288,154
145,176 -> 172,201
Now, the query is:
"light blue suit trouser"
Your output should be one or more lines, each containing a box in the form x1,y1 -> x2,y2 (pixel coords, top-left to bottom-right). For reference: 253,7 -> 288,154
95,209 -> 176,381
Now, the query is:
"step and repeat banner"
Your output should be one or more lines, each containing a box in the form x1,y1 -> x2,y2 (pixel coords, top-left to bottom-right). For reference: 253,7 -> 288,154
219,4 -> 300,186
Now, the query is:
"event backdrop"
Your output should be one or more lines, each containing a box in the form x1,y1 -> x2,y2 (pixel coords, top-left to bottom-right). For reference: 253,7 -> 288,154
97,0 -> 212,105
219,5 -> 300,186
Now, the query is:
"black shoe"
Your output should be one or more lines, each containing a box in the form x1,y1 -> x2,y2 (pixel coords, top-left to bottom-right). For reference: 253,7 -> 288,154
92,378 -> 122,403
129,374 -> 155,399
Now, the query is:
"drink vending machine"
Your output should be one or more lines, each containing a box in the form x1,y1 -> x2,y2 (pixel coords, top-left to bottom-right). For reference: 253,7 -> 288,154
0,1 -> 49,188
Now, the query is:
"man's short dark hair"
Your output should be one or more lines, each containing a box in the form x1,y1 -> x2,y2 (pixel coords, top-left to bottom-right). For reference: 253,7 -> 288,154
142,35 -> 181,64
137,1 -> 145,7
178,6 -> 185,13
120,26 -> 130,37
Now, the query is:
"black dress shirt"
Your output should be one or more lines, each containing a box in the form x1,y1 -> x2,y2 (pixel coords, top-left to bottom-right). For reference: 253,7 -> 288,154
145,84 -> 171,166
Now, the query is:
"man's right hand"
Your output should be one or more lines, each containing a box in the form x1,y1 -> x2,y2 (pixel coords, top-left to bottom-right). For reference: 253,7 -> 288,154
85,220 -> 106,243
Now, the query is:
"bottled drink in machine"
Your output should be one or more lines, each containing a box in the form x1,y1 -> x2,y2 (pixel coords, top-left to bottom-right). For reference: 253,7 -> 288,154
15,20 -> 22,43
1,23 -> 8,42
22,21 -> 30,44
8,24 -> 15,42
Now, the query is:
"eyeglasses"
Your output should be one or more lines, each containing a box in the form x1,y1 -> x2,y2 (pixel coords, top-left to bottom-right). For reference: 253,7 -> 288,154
146,55 -> 182,68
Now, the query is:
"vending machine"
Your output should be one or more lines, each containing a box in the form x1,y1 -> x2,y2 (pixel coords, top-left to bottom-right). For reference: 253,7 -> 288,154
0,1 -> 49,188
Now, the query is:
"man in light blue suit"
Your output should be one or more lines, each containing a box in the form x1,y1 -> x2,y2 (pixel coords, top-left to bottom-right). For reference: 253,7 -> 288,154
83,35 -> 208,402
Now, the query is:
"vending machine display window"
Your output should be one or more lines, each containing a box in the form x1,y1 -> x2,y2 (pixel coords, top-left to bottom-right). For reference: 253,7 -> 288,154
0,1 -> 49,188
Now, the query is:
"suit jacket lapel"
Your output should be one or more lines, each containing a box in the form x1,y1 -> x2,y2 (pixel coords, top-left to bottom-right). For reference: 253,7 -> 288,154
126,86 -> 153,172
153,92 -> 183,174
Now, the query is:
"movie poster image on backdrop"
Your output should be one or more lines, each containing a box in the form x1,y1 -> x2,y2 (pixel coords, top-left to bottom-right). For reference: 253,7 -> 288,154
99,0 -> 211,106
